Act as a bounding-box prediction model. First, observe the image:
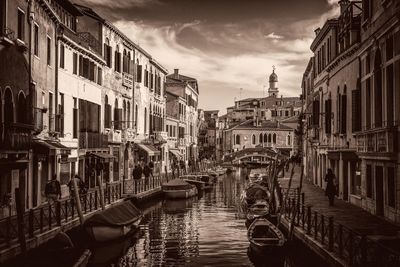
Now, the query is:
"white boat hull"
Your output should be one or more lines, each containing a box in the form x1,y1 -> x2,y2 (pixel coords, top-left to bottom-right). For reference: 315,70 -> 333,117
163,186 -> 198,199
86,217 -> 141,242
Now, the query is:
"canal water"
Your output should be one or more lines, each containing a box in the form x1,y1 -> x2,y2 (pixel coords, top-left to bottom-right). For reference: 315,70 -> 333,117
87,168 -> 324,267
4,168 -> 325,267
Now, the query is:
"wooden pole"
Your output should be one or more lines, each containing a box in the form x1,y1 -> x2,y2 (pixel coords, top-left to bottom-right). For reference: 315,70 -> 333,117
15,188 -> 27,254
96,172 -> 105,210
71,178 -> 84,224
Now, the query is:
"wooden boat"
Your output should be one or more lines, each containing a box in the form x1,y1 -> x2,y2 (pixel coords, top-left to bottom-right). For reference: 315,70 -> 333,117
197,174 -> 214,189
183,175 -> 206,191
162,179 -> 198,199
84,200 -> 143,243
247,218 -> 285,254
246,200 -> 270,221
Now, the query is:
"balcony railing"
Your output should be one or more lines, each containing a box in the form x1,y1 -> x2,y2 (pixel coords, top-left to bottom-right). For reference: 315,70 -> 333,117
356,128 -> 397,154
0,123 -> 33,149
122,128 -> 136,142
79,132 -> 108,149
108,130 -> 122,143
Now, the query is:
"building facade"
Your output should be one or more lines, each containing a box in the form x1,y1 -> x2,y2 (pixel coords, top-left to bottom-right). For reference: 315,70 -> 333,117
302,0 -> 400,223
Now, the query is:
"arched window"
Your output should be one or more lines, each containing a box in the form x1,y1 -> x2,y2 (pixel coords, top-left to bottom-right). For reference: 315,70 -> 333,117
273,133 -> 277,144
104,95 -> 110,128
4,88 -> 13,124
252,134 -> 256,145
114,99 -> 119,129
374,49 -> 382,127
17,91 -> 27,124
263,133 -> 268,143
268,133 -> 272,143
135,104 -> 138,126
127,102 -> 131,128
287,134 -> 291,146
259,133 -> 263,143
123,100 -> 126,129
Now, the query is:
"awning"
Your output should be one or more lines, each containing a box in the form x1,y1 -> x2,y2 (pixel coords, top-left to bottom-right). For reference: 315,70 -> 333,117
89,152 -> 115,162
169,149 -> 182,159
33,139 -> 71,155
137,143 -> 160,156
327,151 -> 359,161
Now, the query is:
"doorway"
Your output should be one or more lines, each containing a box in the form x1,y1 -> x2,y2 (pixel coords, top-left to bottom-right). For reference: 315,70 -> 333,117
375,166 -> 384,216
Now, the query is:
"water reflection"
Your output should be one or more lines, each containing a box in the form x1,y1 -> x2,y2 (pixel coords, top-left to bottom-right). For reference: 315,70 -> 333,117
89,169 -> 320,267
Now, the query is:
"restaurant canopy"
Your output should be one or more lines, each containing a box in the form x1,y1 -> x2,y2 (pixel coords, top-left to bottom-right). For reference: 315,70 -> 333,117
89,152 -> 115,162
136,143 -> 160,156
169,149 -> 182,159
33,139 -> 71,155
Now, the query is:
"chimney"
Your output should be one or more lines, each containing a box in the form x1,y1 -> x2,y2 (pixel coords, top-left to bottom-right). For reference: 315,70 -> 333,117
314,27 -> 321,36
174,69 -> 179,78
339,0 -> 350,14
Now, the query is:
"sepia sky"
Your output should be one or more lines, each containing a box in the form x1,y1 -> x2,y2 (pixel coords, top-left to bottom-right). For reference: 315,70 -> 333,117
74,0 -> 340,113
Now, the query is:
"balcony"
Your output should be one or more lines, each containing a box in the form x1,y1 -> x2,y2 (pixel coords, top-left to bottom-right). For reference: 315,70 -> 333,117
122,128 -> 136,142
356,128 -> 398,155
108,130 -> 122,143
0,123 -> 33,150
79,132 -> 108,149
122,72 -> 134,89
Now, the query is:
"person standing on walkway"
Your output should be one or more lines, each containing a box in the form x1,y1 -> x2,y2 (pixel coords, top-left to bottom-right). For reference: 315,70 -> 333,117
45,174 -> 61,204
148,160 -> 155,178
143,163 -> 151,188
325,168 -> 336,206
133,163 -> 143,189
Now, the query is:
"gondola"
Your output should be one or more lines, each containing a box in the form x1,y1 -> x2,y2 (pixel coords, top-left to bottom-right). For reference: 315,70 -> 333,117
84,200 -> 143,243
246,200 -> 270,221
247,218 -> 285,254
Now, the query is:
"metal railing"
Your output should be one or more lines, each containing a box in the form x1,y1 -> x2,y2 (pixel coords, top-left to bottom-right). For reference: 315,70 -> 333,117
280,189 -> 400,266
123,174 -> 168,195
0,183 -> 122,250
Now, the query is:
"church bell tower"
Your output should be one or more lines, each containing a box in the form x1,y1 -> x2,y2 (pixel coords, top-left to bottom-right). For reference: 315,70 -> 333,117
268,66 -> 279,98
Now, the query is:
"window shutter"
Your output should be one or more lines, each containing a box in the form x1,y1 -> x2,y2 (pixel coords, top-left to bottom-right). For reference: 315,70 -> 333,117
313,100 -> 320,126
137,65 -> 142,83
325,99 -> 331,134
117,109 -> 123,130
341,94 -> 347,134
73,108 -> 78,138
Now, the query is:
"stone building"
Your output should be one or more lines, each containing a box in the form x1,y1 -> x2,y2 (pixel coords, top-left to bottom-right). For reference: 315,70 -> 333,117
165,69 -> 199,165
302,0 -> 400,223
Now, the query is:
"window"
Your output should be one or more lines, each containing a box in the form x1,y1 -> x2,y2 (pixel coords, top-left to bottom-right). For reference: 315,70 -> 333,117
287,134 -> 291,146
49,92 -> 53,131
352,88 -> 361,132
136,65 -> 142,83
34,24 -> 39,56
97,67 -> 102,85
386,64 -> 394,126
366,165 -> 373,198
234,134 -> 240,145
365,78 -> 371,129
325,98 -> 332,134
386,35 -> 393,61
387,167 -> 396,208
73,97 -> 78,138
104,39 -> 112,68
17,9 -> 25,41
73,53 -> 77,74
340,92 -> 347,134
60,44 -> 65,68
47,37 -> 51,66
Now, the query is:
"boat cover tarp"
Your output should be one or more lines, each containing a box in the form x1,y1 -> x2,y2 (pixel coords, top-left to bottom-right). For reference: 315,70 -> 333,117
84,201 -> 141,227
162,179 -> 193,190
246,184 -> 270,200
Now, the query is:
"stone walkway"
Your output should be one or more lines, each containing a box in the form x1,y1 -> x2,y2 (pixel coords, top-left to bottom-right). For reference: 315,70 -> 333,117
279,165 -> 400,238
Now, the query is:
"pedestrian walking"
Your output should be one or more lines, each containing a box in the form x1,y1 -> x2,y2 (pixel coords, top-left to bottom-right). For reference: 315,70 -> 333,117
143,164 -> 151,188
325,168 -> 336,206
68,175 -> 87,197
133,163 -> 143,190
45,174 -> 61,204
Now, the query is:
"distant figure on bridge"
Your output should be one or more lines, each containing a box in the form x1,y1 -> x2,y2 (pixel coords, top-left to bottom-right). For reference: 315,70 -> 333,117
325,169 -> 337,206
45,175 -> 61,203
143,164 -> 152,187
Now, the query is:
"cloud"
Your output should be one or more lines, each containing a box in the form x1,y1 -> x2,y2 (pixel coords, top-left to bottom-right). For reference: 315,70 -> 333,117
265,32 -> 284,40
74,0 -> 341,112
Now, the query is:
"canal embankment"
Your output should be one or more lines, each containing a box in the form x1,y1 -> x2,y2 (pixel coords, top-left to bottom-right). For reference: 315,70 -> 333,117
277,165 -> 400,267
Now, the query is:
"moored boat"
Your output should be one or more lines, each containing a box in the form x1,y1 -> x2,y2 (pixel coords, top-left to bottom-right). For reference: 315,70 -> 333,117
84,200 -> 143,243
246,200 -> 270,221
182,175 -> 206,191
162,179 -> 198,199
247,218 -> 285,254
